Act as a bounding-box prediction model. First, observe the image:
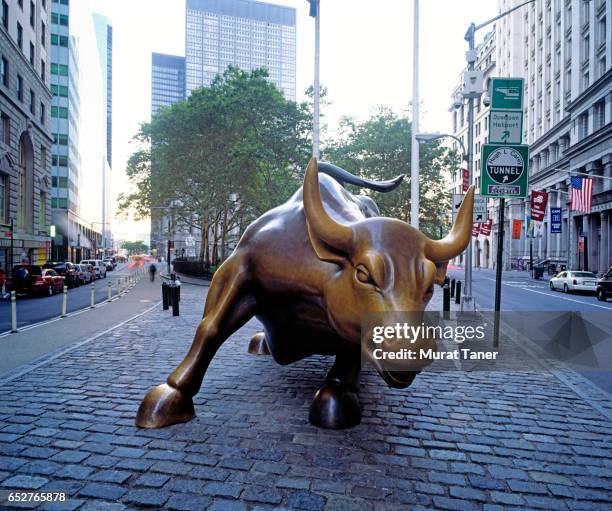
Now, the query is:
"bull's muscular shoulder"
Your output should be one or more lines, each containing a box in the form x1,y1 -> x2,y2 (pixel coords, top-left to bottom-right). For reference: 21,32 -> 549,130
237,174 -> 372,293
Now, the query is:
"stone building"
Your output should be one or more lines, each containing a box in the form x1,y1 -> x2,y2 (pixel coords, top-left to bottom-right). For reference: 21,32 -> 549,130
0,0 -> 53,269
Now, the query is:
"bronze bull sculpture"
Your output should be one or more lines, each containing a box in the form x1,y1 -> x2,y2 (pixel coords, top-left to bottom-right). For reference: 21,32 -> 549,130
137,158 -> 475,430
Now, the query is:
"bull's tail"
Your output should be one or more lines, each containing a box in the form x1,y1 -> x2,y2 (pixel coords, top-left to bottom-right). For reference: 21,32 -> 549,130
318,161 -> 404,193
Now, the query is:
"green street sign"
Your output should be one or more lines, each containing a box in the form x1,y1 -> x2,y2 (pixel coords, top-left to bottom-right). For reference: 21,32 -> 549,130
490,78 -> 524,111
480,144 -> 529,198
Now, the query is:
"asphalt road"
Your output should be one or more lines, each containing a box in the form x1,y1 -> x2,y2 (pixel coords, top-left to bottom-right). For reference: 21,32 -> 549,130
449,267 -> 612,395
0,262 -> 148,333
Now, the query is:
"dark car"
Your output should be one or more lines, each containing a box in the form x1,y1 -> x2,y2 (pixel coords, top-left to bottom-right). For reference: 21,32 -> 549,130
5,265 -> 65,296
43,262 -> 80,288
596,266 -> 612,302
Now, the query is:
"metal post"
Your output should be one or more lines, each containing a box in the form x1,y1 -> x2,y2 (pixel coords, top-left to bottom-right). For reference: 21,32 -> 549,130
410,0 -> 420,229
450,278 -> 456,297
61,285 -> 67,317
529,238 -> 533,277
494,198 -> 505,348
443,285 -> 450,320
107,280 -> 112,301
10,290 -> 17,333
312,0 -> 321,159
172,285 -> 179,316
90,283 -> 95,308
455,281 -> 462,304
464,99 -> 474,308
162,282 -> 169,310
118,277 -> 122,294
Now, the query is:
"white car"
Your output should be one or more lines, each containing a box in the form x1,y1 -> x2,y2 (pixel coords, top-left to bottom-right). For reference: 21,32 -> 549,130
549,270 -> 598,294
80,259 -> 107,279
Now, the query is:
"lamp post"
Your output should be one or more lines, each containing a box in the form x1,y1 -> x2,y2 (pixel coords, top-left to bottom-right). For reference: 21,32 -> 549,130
308,0 -> 321,159
411,0 -> 420,229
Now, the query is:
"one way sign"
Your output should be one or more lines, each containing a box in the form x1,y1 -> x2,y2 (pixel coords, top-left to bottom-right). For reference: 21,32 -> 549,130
453,193 -> 487,223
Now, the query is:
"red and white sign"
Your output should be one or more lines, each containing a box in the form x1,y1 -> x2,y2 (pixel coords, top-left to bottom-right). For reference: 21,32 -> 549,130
472,223 -> 481,237
480,218 -> 493,236
512,219 -> 522,239
462,169 -> 470,192
530,190 -> 549,222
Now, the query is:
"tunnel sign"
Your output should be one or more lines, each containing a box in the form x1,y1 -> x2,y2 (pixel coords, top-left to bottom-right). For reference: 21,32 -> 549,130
481,144 -> 529,198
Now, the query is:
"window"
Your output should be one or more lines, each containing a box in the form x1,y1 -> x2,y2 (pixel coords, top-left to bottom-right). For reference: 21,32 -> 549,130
0,173 -> 6,223
17,75 -> 23,101
577,112 -> 588,140
593,100 -> 605,131
29,0 -> 34,27
40,20 -> 44,44
0,56 -> 7,86
50,63 -> 68,76
50,33 -> 67,46
40,59 -> 44,80
39,101 -> 44,123
39,191 -> 46,231
18,0 -> 23,8
29,41 -> 34,64
50,12 -> 68,26
50,106 -> 67,119
29,89 -> 35,114
1,114 -> 9,145
17,22 -> 22,49
2,1 -> 7,30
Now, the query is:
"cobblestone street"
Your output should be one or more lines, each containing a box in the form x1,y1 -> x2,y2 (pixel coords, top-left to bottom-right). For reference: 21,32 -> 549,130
0,282 -> 611,510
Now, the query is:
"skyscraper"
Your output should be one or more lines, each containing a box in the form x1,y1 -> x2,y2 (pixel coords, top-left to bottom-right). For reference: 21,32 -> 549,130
185,0 -> 296,100
151,53 -> 186,116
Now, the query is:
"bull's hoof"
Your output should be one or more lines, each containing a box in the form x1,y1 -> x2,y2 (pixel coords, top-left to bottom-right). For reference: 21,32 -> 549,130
248,332 -> 271,355
135,383 -> 195,428
308,384 -> 361,430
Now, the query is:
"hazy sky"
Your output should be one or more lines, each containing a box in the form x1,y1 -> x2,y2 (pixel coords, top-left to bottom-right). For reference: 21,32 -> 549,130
88,0 -> 499,241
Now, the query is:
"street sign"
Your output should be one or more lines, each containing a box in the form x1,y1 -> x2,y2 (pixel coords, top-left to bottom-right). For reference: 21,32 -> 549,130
530,190 -> 549,222
453,193 -> 487,223
489,110 -> 523,144
550,207 -> 562,233
480,144 -> 529,198
490,77 -> 524,111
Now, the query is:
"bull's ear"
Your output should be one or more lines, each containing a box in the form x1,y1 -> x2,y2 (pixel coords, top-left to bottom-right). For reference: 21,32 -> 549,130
433,262 -> 449,286
303,157 -> 352,266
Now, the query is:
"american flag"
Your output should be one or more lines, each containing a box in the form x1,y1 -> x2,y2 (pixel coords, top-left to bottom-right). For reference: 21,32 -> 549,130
570,176 -> 593,213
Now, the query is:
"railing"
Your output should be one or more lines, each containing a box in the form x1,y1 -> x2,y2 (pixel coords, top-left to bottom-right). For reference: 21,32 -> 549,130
172,257 -> 215,279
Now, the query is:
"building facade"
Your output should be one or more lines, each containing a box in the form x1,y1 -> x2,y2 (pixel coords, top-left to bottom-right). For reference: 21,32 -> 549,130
451,0 -> 611,273
0,0 -> 53,269
185,0 -> 296,100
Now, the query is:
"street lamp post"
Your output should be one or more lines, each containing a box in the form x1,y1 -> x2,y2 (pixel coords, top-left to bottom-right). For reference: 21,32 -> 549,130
309,0 -> 321,159
411,0 -> 420,229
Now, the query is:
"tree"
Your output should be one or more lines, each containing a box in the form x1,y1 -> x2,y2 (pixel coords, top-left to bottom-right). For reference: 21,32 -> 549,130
121,240 -> 149,255
324,108 -> 457,239
119,67 -> 311,264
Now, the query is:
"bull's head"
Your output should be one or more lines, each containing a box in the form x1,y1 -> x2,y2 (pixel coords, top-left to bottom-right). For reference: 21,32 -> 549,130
303,157 -> 474,387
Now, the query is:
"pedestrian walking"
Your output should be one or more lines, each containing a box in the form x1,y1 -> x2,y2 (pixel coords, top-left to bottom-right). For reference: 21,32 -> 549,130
149,263 -> 157,282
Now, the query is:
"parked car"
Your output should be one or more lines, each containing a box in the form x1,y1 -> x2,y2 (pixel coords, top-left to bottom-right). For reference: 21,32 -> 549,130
5,265 -> 65,296
549,270 -> 598,294
80,259 -> 107,279
76,264 -> 95,285
43,262 -> 80,288
596,266 -> 612,302
102,258 -> 115,271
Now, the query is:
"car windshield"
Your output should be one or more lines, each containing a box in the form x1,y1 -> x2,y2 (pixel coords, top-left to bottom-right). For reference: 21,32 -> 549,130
571,272 -> 596,278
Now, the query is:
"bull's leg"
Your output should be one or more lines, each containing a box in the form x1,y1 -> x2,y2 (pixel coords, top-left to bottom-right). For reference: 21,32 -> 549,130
136,256 -> 254,428
309,351 -> 361,430
248,331 -> 270,355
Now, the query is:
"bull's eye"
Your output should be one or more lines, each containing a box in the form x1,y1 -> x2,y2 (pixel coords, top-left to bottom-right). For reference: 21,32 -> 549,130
355,265 -> 374,285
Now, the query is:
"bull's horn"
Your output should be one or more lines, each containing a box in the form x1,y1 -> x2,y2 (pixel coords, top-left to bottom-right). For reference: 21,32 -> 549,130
425,185 -> 475,262
303,157 -> 352,255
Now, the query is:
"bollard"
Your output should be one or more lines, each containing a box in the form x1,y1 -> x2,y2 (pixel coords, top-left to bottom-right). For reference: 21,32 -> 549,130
61,286 -> 68,317
118,277 -> 122,294
450,278 -> 456,298
107,280 -> 112,301
162,282 -> 169,310
171,284 -> 180,316
90,283 -> 95,308
10,291 -> 17,333
455,281 -> 462,304
443,285 -> 450,320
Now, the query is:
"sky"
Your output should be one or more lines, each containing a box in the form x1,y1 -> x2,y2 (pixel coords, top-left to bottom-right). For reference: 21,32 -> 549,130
87,0 -> 500,242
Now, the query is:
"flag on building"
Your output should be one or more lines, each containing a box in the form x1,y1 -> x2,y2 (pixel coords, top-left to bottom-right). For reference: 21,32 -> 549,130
307,0 -> 318,17
512,219 -> 522,239
570,176 -> 593,213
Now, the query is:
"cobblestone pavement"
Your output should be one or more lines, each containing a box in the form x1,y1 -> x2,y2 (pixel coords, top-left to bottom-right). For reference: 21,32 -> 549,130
0,283 -> 611,510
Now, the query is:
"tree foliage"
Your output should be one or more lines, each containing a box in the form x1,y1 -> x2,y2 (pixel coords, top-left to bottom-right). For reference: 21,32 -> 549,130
120,240 -> 149,254
324,108 -> 457,239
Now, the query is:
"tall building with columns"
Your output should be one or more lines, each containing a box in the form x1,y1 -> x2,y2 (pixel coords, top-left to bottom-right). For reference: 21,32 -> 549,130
451,0 -> 611,273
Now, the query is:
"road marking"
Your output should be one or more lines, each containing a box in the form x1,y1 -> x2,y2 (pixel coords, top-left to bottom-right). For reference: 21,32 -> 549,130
0,300 -> 162,383
482,277 -> 612,310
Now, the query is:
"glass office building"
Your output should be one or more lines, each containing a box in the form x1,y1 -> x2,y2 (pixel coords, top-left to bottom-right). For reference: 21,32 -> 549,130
151,53 -> 186,116
185,0 -> 296,100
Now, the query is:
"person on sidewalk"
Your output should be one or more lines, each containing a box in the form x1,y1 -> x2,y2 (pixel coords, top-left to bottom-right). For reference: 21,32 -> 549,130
149,263 -> 157,282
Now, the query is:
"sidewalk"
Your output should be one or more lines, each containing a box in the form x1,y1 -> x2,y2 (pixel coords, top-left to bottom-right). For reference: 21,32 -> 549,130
0,282 -> 611,510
